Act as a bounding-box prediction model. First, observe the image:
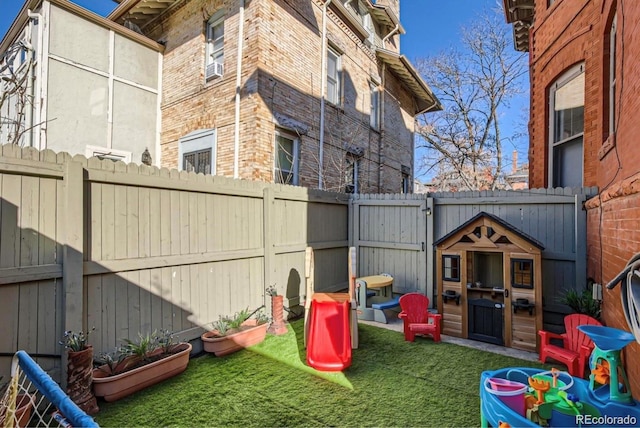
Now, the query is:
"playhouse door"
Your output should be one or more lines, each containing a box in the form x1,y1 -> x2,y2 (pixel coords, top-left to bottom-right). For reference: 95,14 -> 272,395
467,298 -> 504,345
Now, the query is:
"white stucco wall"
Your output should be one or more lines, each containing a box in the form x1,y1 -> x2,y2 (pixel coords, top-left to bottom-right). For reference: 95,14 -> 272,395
44,3 -> 160,164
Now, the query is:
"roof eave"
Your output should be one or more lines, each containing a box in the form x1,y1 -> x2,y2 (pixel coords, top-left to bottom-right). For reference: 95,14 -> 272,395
0,0 -> 41,54
376,48 -> 442,115
502,0 -> 534,52
368,4 -> 405,35
330,0 -> 370,40
108,0 -> 183,31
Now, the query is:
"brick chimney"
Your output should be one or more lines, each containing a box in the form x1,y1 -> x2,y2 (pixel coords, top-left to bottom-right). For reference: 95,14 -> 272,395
512,150 -> 518,173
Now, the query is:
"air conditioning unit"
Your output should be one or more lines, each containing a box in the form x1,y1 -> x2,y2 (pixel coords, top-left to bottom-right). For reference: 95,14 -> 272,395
206,61 -> 223,80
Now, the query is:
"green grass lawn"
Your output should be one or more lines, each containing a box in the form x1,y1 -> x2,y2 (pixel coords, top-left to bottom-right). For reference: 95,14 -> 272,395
94,319 -> 549,427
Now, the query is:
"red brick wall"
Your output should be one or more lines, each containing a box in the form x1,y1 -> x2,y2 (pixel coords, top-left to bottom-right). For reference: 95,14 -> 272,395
529,0 -> 640,398
585,188 -> 640,399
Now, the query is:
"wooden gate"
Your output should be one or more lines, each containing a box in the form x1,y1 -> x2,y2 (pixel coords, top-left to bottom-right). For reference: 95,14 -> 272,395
350,195 -> 433,302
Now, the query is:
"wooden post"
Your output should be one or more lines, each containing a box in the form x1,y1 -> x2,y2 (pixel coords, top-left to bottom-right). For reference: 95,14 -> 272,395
263,187 -> 274,310
348,246 -> 358,349
303,247 -> 314,347
61,160 -> 85,389
426,197 -> 435,303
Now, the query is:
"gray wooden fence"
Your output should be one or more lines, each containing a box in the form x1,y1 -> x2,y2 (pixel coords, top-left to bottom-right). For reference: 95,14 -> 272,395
0,145 -> 349,382
351,188 -> 598,332
0,144 -> 597,384
431,188 -> 598,331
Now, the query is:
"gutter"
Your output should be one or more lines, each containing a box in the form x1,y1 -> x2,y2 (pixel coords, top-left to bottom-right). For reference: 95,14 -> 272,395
319,0 -> 332,189
233,0 -> 245,179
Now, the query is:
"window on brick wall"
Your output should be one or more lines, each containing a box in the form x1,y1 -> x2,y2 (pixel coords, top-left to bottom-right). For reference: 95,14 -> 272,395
370,81 -> 380,130
549,64 -> 584,188
275,130 -> 299,185
402,173 -> 410,193
345,153 -> 360,193
363,11 -> 376,47
179,129 -> 216,174
607,13 -> 617,137
205,12 -> 224,81
327,46 -> 342,105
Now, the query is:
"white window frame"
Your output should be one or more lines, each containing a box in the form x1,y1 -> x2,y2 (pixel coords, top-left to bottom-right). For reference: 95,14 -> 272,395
548,64 -> 584,188
86,145 -> 132,163
360,3 -> 376,47
178,129 -> 216,174
609,13 -> 617,136
326,46 -> 342,105
205,12 -> 224,81
370,81 -> 380,130
274,130 -> 300,185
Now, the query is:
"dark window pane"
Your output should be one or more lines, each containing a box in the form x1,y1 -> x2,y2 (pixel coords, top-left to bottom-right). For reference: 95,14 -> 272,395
443,255 -> 460,282
512,259 -> 533,289
183,149 -> 211,174
552,136 -> 582,187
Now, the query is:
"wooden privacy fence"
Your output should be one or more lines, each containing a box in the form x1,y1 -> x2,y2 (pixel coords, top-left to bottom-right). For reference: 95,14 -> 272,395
0,146 -> 349,382
0,144 -> 598,383
351,187 -> 597,332
431,188 -> 598,331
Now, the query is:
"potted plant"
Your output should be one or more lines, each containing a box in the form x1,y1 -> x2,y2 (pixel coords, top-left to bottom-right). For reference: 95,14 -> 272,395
201,308 -> 269,356
60,328 -> 99,415
559,285 -> 601,320
0,392 -> 33,427
0,375 -> 34,427
266,285 -> 288,335
92,329 -> 192,402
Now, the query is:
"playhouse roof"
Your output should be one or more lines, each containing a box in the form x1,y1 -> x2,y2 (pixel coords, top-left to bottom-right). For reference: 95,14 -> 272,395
433,211 -> 545,250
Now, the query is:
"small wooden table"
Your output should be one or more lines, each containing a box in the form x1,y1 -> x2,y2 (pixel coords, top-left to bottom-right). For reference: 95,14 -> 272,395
356,275 -> 395,322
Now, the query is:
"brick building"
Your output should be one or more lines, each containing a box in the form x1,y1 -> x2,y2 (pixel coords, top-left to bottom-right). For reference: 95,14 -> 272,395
504,0 -> 640,396
108,0 -> 440,193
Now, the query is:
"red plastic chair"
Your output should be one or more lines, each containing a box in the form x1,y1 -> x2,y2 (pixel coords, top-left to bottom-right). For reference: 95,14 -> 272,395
398,293 -> 442,342
538,313 -> 602,378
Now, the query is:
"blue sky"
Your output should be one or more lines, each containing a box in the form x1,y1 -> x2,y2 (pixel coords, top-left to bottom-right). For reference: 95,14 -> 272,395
400,0 -> 501,59
1,0 -> 525,177
1,0 -> 501,56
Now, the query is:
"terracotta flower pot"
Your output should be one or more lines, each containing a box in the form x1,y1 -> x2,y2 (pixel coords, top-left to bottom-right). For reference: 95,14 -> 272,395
67,346 -> 99,415
92,342 -> 192,402
201,320 -> 268,356
267,295 -> 288,335
0,393 -> 33,427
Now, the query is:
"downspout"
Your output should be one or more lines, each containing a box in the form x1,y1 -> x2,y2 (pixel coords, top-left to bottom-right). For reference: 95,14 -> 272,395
378,63 -> 385,191
29,8 -> 43,150
233,0 -> 245,179
378,25 -> 399,191
319,0 -> 332,189
381,23 -> 399,49
39,0 -> 50,150
23,16 -> 36,148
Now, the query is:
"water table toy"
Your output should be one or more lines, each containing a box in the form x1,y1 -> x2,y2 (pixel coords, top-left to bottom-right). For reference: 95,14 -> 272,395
481,326 -> 639,427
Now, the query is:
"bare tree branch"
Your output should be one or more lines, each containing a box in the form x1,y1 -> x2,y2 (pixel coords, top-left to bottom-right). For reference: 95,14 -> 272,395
415,10 -> 528,191
1,38 -> 36,146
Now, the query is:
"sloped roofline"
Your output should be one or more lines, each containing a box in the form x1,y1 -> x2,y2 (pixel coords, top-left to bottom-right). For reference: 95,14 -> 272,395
433,211 -> 545,250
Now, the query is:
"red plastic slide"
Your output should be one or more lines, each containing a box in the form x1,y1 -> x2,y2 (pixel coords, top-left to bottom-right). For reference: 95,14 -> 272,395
306,295 -> 352,371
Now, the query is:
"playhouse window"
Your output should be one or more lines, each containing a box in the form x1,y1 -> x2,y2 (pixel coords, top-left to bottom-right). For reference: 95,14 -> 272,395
512,259 -> 533,289
443,255 -> 461,282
